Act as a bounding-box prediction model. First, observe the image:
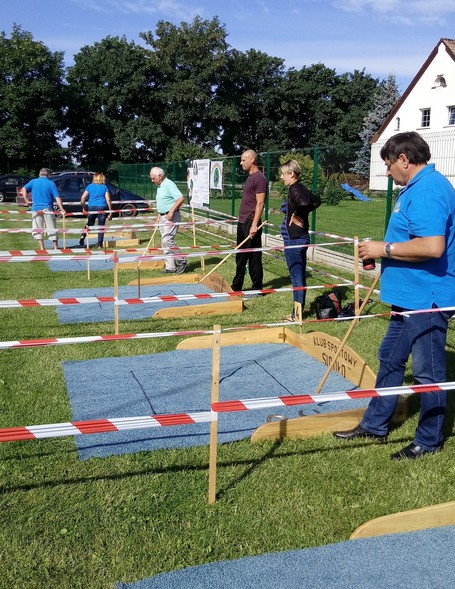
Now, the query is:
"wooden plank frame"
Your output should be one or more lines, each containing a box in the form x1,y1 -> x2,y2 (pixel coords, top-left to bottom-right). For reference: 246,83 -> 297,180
350,501 -> 455,539
176,327 -> 408,441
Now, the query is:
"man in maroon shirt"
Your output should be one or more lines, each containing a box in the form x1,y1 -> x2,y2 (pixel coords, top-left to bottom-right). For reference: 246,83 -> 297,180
231,150 -> 267,293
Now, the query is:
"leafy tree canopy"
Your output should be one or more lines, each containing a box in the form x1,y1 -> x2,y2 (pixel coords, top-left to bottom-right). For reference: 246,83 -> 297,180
0,19 -> 390,172
0,24 -> 68,173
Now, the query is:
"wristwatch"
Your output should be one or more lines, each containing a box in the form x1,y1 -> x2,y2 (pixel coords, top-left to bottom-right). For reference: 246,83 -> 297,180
385,242 -> 394,258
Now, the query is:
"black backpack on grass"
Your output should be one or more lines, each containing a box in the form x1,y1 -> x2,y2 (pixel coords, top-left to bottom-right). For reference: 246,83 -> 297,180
315,289 -> 343,320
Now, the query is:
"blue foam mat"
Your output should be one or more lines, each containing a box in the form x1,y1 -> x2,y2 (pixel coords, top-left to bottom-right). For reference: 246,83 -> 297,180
47,240 -> 138,272
54,284 -> 228,323
62,344 -> 369,460
116,526 -> 455,589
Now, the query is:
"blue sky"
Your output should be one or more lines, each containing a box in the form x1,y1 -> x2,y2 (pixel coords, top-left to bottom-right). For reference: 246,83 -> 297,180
2,0 -> 455,92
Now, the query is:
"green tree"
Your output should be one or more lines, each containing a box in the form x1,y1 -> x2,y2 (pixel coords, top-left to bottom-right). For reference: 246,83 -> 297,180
276,152 -> 325,197
140,16 -> 230,158
0,24 -> 67,173
66,35 -> 154,165
322,69 -> 378,146
272,63 -> 337,151
216,48 -> 286,153
352,73 -> 401,177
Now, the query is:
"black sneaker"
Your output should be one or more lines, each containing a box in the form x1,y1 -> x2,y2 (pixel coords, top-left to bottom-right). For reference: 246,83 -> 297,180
175,261 -> 187,274
79,237 -> 85,246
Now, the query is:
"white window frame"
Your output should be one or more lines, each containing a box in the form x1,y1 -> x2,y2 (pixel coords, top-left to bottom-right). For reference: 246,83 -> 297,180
420,108 -> 431,128
448,106 -> 455,126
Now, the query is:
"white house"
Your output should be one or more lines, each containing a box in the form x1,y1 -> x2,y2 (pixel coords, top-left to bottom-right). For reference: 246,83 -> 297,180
370,38 -> 455,190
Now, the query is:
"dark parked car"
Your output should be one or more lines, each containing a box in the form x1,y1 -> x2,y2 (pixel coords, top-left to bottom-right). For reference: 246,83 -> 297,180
0,175 -> 32,202
16,172 -> 150,217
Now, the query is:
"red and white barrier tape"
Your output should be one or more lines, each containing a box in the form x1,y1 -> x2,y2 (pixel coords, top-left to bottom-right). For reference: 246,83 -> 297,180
0,329 -> 214,349
211,381 -> 455,413
0,244 -> 228,257
0,218 -> 238,234
0,240 -> 352,263
0,283 -> 347,309
1,305 -> 454,349
1,381 -> 453,443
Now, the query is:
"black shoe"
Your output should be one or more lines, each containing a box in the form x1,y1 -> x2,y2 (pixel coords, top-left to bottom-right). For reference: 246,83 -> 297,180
333,424 -> 388,442
162,269 -> 177,274
79,237 -> 85,246
175,261 -> 187,274
390,442 -> 441,461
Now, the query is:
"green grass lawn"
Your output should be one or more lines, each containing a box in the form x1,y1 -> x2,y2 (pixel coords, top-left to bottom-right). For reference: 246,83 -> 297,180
1,208 -> 455,589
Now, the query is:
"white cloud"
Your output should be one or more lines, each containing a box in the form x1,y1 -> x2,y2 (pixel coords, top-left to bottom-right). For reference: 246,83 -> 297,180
72,0 -> 204,19
332,0 -> 455,24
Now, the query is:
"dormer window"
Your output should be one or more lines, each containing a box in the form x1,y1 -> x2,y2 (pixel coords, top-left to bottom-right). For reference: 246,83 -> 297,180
394,117 -> 400,131
433,74 -> 447,88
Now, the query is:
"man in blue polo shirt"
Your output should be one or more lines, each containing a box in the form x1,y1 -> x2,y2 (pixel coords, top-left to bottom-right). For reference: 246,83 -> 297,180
22,168 -> 66,250
334,132 -> 455,460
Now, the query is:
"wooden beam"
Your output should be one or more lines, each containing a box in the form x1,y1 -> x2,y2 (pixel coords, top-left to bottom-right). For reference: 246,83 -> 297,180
350,501 -> 455,539
152,299 -> 244,319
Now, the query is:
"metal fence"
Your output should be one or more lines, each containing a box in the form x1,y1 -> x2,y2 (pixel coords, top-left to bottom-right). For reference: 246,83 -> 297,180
119,145 -> 394,245
370,130 -> 455,190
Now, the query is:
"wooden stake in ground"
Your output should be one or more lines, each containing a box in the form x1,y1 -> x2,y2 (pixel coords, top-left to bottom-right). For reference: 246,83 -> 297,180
201,221 -> 267,283
353,236 -> 360,315
314,271 -> 380,395
208,324 -> 221,504
114,253 -> 119,335
190,207 -> 205,273
136,224 -> 158,297
62,214 -> 67,250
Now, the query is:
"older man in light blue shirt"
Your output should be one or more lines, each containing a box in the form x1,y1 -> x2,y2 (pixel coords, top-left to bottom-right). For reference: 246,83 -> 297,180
150,167 -> 187,273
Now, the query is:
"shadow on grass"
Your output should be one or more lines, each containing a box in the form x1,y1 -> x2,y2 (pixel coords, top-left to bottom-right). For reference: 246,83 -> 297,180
3,432 -> 450,495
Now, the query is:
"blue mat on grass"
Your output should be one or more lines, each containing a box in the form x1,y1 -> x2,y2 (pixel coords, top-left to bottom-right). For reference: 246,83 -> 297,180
48,240 -> 114,271
116,526 -> 455,589
54,284 -> 227,323
62,344 -> 369,460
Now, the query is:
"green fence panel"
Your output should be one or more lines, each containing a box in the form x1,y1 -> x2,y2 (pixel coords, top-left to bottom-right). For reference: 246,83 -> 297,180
119,144 -> 391,245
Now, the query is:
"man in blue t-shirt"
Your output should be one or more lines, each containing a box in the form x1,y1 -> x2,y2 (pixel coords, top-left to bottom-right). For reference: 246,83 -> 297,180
149,167 -> 187,273
22,168 -> 66,250
334,132 -> 455,460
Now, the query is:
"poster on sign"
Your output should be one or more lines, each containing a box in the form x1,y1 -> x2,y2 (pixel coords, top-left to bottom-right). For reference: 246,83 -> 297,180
189,159 -> 210,209
210,161 -> 223,191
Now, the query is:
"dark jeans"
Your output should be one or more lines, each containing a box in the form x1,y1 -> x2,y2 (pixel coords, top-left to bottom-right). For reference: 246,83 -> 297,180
284,236 -> 310,311
361,304 -> 452,450
231,219 -> 263,291
84,209 -> 108,246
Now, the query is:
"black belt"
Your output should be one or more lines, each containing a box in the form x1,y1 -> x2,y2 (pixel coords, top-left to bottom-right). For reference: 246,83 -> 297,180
159,211 -> 170,215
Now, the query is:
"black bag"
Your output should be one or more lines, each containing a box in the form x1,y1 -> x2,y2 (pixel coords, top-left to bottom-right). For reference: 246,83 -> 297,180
315,289 -> 343,320
338,299 -> 374,318
308,191 -> 321,212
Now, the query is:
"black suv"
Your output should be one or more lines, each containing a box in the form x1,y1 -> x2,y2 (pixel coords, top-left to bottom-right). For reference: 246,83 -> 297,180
0,175 -> 32,202
17,172 -> 150,217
